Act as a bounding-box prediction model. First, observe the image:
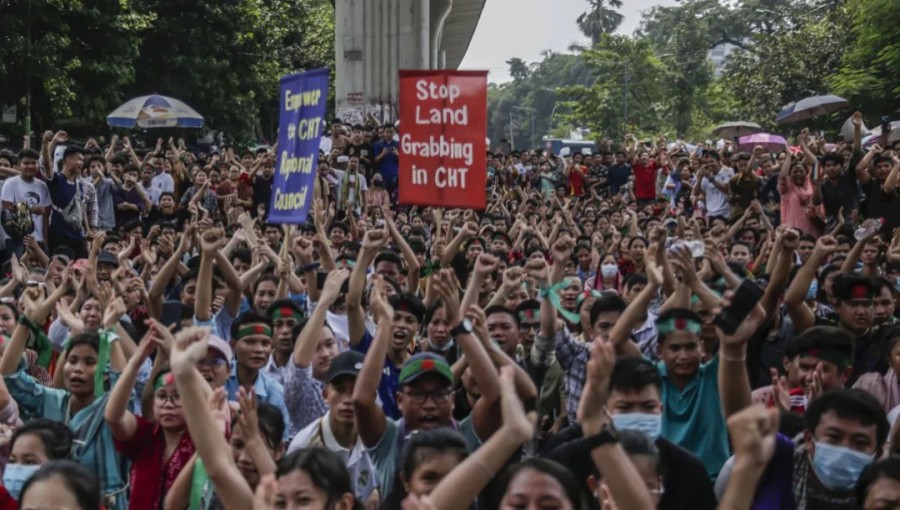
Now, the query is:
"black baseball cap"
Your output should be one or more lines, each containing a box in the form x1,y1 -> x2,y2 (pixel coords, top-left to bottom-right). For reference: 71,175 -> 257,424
98,250 -> 119,267
326,351 -> 365,383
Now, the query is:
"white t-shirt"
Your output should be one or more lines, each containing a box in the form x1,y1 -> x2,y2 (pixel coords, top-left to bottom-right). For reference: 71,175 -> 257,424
700,167 -> 734,218
0,175 -> 52,241
149,171 -> 174,205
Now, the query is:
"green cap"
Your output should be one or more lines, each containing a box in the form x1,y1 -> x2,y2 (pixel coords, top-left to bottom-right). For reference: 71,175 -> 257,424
399,353 -> 453,386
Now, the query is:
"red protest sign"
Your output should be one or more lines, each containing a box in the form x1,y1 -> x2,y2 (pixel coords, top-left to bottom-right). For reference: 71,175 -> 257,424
398,70 -> 487,209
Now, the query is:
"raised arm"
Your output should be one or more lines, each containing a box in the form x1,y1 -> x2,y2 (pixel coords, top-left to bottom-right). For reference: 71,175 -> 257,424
195,227 -> 226,322
293,270 -> 349,369
784,236 -> 836,334
148,224 -> 195,319
346,228 -> 388,347
422,367 -> 535,510
351,276 -> 393,448
104,333 -> 156,441
608,262 -> 662,349
433,271 -> 502,439
383,207 -> 420,292
718,289 -> 768,418
170,326 -> 255,510
717,405 -> 780,510
578,338 -> 655,510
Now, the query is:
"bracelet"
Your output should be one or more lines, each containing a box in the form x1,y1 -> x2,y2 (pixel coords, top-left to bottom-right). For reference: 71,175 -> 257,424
473,458 -> 495,478
722,354 -> 747,362
299,262 -> 320,273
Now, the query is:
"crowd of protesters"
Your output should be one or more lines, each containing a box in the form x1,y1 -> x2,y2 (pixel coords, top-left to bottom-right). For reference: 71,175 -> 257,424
0,108 -> 895,510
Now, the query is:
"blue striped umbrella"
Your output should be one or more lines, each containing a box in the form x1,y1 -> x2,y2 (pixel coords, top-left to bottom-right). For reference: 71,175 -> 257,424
107,94 -> 204,129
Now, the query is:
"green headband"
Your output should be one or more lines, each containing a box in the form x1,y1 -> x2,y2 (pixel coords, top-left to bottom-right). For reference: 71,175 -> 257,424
270,306 -> 303,323
154,371 -> 175,390
656,317 -> 702,335
238,324 -> 272,339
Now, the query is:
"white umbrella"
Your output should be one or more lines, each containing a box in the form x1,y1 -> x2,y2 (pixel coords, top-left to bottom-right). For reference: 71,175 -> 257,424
840,116 -> 870,142
776,95 -> 849,124
107,94 -> 204,129
712,121 -> 763,140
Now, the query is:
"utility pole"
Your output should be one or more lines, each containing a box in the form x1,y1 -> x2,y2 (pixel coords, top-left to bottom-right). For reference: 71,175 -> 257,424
622,65 -> 629,134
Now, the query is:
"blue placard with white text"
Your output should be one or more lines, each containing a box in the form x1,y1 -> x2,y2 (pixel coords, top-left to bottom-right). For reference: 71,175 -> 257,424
268,68 -> 329,224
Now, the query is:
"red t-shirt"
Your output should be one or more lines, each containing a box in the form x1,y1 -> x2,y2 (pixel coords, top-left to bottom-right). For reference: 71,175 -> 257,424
567,165 -> 587,196
0,485 -> 17,510
632,160 -> 658,200
114,417 -> 195,510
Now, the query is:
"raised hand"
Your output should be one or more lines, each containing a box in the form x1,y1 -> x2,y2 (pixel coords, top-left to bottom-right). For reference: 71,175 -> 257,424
814,236 -> 838,257
578,336 -> 616,436
727,404 -> 780,474
170,326 -> 211,372
473,253 -> 499,277
432,269 -> 462,325
102,296 -> 127,330
368,275 -> 393,323
320,269 -> 350,305
769,367 -> 792,413
525,257 -> 550,289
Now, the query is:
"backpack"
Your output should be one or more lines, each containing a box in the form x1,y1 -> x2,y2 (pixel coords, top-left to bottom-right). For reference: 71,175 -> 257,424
1,202 -> 35,240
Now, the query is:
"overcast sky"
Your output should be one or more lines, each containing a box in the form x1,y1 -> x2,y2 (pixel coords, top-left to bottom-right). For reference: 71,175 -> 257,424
459,0 -> 678,83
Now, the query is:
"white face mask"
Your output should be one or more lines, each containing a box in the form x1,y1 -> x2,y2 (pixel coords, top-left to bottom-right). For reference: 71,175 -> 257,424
601,264 -> 619,278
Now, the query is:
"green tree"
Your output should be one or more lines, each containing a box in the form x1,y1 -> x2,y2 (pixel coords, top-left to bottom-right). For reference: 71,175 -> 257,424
576,0 -> 624,46
721,6 -> 852,128
557,35 -> 666,140
0,0 -> 154,132
829,0 -> 900,116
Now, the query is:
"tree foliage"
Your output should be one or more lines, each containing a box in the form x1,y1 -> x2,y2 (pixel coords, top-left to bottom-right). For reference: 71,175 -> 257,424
576,0 -> 624,46
829,0 -> 900,115
0,0 -> 335,142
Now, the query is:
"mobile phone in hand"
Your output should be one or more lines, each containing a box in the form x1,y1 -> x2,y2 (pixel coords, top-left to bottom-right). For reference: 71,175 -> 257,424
714,278 -> 764,335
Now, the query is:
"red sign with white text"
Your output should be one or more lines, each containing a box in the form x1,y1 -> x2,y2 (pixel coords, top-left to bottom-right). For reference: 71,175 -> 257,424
398,70 -> 487,209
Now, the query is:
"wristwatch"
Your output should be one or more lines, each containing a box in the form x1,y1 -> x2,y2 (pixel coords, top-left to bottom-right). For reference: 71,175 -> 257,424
582,421 -> 619,451
450,318 -> 474,337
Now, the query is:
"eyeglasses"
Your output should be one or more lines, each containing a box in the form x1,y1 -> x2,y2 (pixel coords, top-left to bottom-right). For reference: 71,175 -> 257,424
154,392 -> 182,406
402,389 -> 453,405
198,357 -> 228,368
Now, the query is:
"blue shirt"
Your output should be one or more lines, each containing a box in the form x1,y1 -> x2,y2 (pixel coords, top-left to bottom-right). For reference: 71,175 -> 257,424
5,365 -> 130,510
353,331 -> 401,420
657,355 -> 730,479
225,363 -> 292,439
372,140 -> 399,180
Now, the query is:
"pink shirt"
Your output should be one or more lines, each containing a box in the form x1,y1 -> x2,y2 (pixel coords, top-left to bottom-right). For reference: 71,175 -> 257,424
777,175 -> 821,236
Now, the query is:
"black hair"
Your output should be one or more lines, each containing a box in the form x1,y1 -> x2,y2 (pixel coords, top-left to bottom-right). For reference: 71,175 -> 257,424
821,152 -> 845,167
498,458 -> 588,510
799,233 -> 816,244
515,299 -> 541,315
230,311 -> 274,340
374,250 -> 403,269
84,154 -> 105,169
423,301 -> 444,326
62,146 -> 84,160
19,460 -> 100,510
619,429 -> 663,478
231,247 -> 252,266
388,293 -> 425,323
857,457 -> 900,505
276,448 -> 362,510
622,272 -> 648,290
11,419 -> 74,461
589,293 -> 627,327
328,221 -> 350,234
122,164 -> 139,175
655,308 -> 703,345
230,402 -> 285,451
805,389 -> 889,449
252,274 -> 280,298
18,148 -> 40,161
610,357 -> 662,394
484,304 -> 520,328
383,429 -> 469,508
65,332 -> 101,356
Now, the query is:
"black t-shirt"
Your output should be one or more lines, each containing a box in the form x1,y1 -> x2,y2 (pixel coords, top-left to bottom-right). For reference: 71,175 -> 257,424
146,206 -> 187,229
607,163 -> 632,194
862,178 -> 899,235
347,143 -> 374,171
819,153 -> 862,220
544,425 -> 717,510
252,174 -> 274,217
